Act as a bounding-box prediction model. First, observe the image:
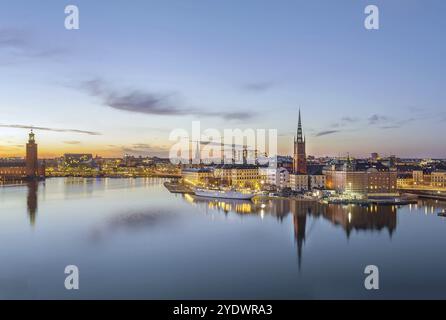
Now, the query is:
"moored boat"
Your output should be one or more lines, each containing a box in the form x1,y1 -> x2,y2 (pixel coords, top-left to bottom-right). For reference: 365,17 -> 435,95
194,188 -> 255,200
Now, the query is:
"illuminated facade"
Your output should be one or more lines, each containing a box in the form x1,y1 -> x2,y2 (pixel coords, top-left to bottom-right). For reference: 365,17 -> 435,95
259,167 -> 290,190
324,162 -> 398,198
181,168 -> 212,185
412,170 -> 446,188
213,164 -> 260,188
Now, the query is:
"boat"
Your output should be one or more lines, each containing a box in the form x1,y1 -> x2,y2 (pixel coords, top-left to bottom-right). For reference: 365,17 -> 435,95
194,188 -> 255,200
438,210 -> 446,217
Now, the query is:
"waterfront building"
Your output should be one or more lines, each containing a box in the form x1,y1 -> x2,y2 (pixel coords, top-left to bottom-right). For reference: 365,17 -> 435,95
26,131 -> 39,178
213,164 -> 261,188
396,173 -> 413,188
431,171 -> 446,188
0,131 -> 45,182
323,160 -> 398,199
289,174 -> 309,192
181,168 -> 213,185
403,169 -> 446,189
259,167 -> 290,190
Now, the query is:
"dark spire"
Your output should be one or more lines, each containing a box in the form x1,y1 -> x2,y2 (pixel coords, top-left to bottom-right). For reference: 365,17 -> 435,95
297,108 -> 303,143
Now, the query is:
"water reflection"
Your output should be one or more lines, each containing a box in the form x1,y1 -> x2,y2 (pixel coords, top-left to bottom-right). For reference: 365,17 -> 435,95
26,181 -> 38,226
185,195 -> 402,268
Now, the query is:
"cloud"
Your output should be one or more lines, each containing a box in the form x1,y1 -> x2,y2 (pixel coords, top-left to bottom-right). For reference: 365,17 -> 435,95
0,28 -> 64,63
315,130 -> 340,137
242,81 -> 274,92
0,124 -> 101,136
0,28 -> 28,48
80,79 -> 254,121
341,116 -> 358,123
368,114 -> 389,125
331,116 -> 360,128
63,141 -> 81,145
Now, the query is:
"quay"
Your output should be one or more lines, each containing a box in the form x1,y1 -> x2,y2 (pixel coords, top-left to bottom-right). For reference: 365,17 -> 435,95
163,181 -> 194,194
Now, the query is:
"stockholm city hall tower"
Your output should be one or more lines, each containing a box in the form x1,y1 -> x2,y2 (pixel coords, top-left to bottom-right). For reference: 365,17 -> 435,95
293,109 -> 307,174
26,130 -> 39,179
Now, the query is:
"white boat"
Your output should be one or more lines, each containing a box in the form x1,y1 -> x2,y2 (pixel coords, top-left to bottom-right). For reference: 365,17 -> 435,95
194,188 -> 255,200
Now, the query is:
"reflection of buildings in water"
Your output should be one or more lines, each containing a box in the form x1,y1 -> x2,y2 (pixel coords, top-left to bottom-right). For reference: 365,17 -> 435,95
290,201 -> 398,269
183,195 -> 400,270
324,204 -> 397,238
27,181 -> 38,226
289,201 -> 325,269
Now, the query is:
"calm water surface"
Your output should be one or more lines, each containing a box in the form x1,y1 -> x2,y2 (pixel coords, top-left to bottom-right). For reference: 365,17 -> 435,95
1,178 -> 445,299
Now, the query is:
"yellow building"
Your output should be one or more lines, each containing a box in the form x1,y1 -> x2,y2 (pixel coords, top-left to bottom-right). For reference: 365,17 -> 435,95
213,164 -> 261,188
431,171 -> 446,188
181,168 -> 213,185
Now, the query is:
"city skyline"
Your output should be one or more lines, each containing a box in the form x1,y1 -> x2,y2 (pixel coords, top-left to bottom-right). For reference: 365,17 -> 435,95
1,0 -> 446,158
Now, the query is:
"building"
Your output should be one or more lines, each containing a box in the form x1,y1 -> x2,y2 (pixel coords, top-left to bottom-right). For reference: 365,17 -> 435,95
289,174 -> 309,192
213,164 -> 261,188
26,131 -> 39,178
293,109 -> 307,174
324,160 -> 398,199
290,109 -> 307,192
181,168 -> 213,185
410,169 -> 446,188
0,131 -> 45,182
431,171 -> 446,188
259,167 -> 290,190
309,175 -> 326,189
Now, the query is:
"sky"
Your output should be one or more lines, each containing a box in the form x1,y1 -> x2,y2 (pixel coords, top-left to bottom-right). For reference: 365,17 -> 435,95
0,0 -> 445,159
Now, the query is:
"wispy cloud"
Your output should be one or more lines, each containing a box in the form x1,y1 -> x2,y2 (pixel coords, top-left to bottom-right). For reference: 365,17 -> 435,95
367,113 -> 416,129
0,124 -> 101,136
368,114 -> 389,125
80,79 -> 254,121
63,141 -> 81,145
331,116 -> 359,128
315,130 -> 340,137
0,28 -> 64,64
241,81 -> 274,92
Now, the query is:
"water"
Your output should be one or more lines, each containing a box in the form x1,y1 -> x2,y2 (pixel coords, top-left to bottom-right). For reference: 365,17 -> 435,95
0,178 -> 445,299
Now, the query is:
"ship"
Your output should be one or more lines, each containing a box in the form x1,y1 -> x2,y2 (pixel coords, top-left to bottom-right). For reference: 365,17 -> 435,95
194,188 -> 255,200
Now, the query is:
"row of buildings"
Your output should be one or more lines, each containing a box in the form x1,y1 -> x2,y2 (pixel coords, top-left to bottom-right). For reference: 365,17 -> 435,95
181,111 -> 400,199
399,169 -> 446,189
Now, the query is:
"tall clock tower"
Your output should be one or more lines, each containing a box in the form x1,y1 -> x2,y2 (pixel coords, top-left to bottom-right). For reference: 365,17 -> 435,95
26,130 -> 38,179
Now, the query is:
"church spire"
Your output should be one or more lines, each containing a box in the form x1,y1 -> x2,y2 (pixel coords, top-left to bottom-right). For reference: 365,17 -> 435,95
297,108 -> 303,143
